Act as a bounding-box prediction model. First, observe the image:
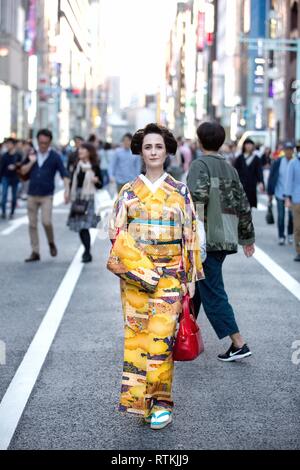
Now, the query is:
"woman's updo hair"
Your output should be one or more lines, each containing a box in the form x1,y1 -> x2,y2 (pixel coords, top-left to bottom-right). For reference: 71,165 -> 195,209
131,123 -> 177,156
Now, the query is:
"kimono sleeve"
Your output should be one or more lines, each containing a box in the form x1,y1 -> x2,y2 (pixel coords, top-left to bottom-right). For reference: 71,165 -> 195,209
182,186 -> 205,282
108,186 -> 129,242
107,184 -> 161,293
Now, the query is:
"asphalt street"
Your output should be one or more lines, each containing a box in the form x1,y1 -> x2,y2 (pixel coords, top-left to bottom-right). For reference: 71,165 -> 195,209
0,189 -> 299,450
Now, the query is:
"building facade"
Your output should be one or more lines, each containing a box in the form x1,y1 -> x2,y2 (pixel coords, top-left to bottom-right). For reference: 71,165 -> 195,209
0,0 -> 104,144
0,0 -> 30,141
34,0 -> 103,144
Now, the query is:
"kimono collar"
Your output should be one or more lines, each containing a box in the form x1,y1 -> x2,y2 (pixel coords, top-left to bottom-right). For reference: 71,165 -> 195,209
139,172 -> 168,193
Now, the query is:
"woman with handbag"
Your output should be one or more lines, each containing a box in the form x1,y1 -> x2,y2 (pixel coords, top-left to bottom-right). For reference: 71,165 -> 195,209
107,123 -> 204,429
67,142 -> 103,262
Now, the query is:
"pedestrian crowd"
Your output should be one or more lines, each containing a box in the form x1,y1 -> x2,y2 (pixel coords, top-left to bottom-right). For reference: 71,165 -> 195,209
1,128 -> 299,262
221,138 -> 300,262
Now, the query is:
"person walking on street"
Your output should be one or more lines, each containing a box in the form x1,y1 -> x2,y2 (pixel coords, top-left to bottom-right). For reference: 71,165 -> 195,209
67,136 -> 84,175
109,133 -> 141,193
234,138 -> 264,209
180,138 -> 193,176
19,140 -> 35,201
187,122 -> 255,362
99,142 -> 113,187
20,129 -> 70,262
285,151 -> 300,261
0,138 -> 23,219
67,142 -> 103,263
108,123 -> 204,429
267,141 -> 294,245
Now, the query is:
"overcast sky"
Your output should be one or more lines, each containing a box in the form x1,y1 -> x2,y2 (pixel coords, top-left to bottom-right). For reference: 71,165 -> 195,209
100,0 -> 178,107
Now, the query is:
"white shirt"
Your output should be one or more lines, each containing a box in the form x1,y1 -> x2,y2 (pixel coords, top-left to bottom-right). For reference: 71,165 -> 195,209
139,172 -> 168,193
37,149 -> 51,168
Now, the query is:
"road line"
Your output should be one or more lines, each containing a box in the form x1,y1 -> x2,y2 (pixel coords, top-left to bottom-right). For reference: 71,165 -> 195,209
254,245 -> 300,302
0,190 -> 115,449
0,229 -> 98,450
0,190 -> 65,236
12,208 -> 70,214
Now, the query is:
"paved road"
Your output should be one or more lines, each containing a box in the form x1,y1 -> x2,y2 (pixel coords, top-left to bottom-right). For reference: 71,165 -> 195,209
0,190 -> 299,450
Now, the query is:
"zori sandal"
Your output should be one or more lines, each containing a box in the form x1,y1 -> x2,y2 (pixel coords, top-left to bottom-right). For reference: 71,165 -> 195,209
150,410 -> 172,430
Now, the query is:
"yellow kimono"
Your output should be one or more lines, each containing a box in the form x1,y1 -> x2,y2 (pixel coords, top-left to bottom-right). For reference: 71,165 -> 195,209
108,172 -> 204,419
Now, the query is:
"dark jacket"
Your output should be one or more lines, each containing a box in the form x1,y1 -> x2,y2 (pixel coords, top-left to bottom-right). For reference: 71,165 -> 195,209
67,149 -> 79,175
0,151 -> 23,181
234,153 -> 264,208
187,154 -> 255,253
23,149 -> 68,196
267,158 -> 282,196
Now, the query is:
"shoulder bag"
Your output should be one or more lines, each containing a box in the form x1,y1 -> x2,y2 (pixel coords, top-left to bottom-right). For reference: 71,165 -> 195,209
70,199 -> 89,216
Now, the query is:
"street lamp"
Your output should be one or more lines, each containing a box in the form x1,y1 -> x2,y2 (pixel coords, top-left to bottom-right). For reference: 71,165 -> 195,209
240,35 -> 300,142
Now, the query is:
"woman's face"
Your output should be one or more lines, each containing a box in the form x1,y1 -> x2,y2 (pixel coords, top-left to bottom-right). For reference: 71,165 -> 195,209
142,133 -> 167,171
78,146 -> 90,161
244,142 -> 254,154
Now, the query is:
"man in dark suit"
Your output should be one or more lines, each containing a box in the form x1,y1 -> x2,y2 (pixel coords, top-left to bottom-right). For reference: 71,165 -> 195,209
0,138 -> 23,219
20,129 -> 70,262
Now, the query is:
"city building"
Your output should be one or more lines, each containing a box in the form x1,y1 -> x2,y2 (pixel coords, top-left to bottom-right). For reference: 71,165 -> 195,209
1,0 -> 105,144
213,0 -> 244,140
162,0 -> 218,138
34,0 -> 104,144
0,0 -> 30,141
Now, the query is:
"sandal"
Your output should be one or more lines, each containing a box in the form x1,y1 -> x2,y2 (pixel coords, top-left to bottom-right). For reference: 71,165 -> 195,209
150,410 -> 172,430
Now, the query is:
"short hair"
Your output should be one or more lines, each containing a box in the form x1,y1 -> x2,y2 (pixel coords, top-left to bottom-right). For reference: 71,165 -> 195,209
37,129 -> 53,141
196,122 -> 226,151
5,137 -> 17,145
131,123 -> 177,155
74,135 -> 84,141
123,133 -> 133,141
242,138 -> 255,154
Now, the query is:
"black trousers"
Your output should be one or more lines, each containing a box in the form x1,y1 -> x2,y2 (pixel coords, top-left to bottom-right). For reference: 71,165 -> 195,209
79,229 -> 90,253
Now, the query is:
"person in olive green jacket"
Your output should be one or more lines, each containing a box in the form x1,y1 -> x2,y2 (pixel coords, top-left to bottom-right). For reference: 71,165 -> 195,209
187,122 -> 255,362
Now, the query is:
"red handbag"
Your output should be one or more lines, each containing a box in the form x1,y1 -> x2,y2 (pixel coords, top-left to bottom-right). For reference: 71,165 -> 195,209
173,293 -> 204,361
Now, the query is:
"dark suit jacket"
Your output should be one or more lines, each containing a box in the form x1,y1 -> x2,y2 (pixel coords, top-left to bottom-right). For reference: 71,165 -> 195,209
234,153 -> 264,208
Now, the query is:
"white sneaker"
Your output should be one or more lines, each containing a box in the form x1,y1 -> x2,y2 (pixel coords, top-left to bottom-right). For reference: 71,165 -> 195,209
150,410 -> 172,430
278,237 -> 285,246
288,235 -> 293,244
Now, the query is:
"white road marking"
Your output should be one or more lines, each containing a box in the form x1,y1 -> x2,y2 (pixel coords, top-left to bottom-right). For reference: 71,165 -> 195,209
0,229 -> 98,450
0,190 -> 114,449
12,208 -> 70,214
254,245 -> 300,302
0,190 -> 65,236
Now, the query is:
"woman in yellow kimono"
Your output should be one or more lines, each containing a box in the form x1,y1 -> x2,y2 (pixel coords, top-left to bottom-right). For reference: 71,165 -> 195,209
108,123 -> 204,430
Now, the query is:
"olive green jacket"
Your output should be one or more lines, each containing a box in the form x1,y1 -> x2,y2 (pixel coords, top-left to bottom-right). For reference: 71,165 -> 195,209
187,154 -> 255,253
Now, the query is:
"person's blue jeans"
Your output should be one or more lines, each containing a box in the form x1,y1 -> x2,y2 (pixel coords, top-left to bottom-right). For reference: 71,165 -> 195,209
276,197 -> 293,239
1,177 -> 19,216
193,252 -> 239,340
101,169 -> 110,186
